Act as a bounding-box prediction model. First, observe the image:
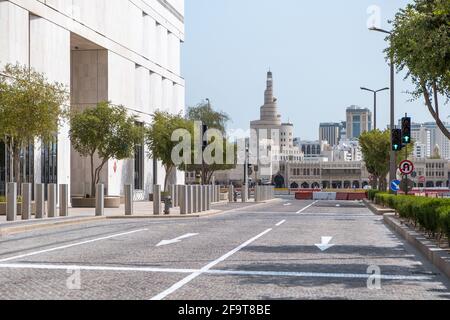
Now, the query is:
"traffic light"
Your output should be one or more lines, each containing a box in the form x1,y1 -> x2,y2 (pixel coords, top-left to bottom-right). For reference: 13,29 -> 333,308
402,117 -> 411,144
392,129 -> 403,152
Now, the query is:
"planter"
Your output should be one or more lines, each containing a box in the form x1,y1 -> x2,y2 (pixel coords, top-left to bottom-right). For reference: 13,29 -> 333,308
0,202 -> 37,216
71,197 -> 121,208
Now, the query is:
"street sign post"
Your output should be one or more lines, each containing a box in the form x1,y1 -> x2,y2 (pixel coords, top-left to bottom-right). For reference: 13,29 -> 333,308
399,160 -> 414,195
390,180 -> 401,193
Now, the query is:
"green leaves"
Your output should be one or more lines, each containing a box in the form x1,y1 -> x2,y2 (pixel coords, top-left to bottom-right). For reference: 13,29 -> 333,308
388,0 -> 450,136
359,130 -> 391,188
69,102 -> 144,195
0,63 -> 68,147
186,101 -> 230,134
70,102 -> 144,161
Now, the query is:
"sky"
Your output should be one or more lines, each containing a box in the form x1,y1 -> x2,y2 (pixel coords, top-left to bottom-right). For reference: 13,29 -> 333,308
182,0 -> 448,141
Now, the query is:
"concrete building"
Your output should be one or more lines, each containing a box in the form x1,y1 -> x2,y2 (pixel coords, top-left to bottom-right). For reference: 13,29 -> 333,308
410,158 -> 448,188
249,71 -> 302,181
0,0 -> 185,199
411,124 -> 432,159
319,122 -> 341,146
284,161 -> 370,189
346,106 -> 372,140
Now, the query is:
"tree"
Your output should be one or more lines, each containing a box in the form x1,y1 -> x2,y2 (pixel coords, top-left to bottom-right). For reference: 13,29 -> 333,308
360,130 -> 391,191
186,101 -> 236,184
69,102 -> 144,197
186,101 -> 230,134
0,63 -> 68,188
388,0 -> 450,138
145,111 -> 192,192
359,130 -> 414,191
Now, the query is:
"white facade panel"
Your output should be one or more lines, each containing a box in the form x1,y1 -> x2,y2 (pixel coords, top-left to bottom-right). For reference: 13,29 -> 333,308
0,2 -> 29,66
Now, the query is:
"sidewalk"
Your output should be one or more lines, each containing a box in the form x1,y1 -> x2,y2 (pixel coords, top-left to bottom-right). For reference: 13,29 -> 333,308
0,199 -> 273,236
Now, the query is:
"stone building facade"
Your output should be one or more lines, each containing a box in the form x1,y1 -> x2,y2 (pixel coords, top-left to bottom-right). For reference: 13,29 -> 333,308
0,0 -> 185,199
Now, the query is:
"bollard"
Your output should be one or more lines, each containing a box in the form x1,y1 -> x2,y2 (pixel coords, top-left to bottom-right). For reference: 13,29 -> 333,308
187,186 -> 193,214
198,185 -> 203,212
47,184 -> 57,218
153,185 -> 161,215
125,184 -> 134,216
192,185 -> 198,213
180,186 -> 188,215
7,182 -> 17,222
242,185 -> 247,203
206,186 -> 211,211
216,186 -> 220,203
255,186 -> 260,203
202,186 -> 208,212
35,184 -> 45,219
177,185 -> 183,208
22,183 -> 32,220
170,185 -> 176,208
60,184 -> 69,217
96,184 -> 104,216
229,185 -> 234,203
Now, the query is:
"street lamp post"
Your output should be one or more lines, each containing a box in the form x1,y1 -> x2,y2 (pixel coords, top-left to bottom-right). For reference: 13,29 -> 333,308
360,87 -> 389,130
369,27 -> 397,188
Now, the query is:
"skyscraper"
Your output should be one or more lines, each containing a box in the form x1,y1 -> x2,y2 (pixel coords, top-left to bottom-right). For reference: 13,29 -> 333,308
319,123 -> 341,146
346,106 -> 372,140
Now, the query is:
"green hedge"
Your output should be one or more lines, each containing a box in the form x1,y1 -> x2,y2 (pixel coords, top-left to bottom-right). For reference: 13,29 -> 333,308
368,190 -> 381,201
374,193 -> 450,244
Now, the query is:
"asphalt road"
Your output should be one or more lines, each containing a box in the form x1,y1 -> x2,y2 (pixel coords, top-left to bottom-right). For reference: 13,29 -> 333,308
0,199 -> 449,300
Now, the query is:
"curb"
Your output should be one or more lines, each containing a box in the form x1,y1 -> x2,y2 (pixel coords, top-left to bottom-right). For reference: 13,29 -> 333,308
363,199 -> 395,216
0,200 -> 281,236
363,200 -> 450,280
384,214 -> 450,280
0,216 -> 106,237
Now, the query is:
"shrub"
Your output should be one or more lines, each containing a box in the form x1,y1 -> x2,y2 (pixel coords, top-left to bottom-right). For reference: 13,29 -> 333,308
0,196 -> 5,203
368,190 -> 381,201
437,206 -> 450,246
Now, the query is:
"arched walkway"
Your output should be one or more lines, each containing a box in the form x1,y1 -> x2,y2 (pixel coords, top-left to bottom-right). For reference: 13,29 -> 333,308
290,182 -> 299,189
301,182 -> 310,189
311,182 -> 320,189
353,181 -> 360,189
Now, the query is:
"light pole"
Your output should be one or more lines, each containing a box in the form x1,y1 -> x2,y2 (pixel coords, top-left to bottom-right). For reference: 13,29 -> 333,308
369,26 -> 397,188
360,87 -> 389,130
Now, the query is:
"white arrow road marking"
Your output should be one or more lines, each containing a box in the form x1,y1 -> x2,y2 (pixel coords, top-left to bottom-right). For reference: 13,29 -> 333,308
156,233 -> 199,247
283,203 -> 292,206
315,236 -> 335,252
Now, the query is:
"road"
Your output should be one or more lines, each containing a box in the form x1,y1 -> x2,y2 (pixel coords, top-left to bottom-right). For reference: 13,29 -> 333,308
0,199 -> 449,300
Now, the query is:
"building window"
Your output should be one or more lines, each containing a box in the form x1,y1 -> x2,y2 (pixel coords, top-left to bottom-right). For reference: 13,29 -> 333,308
42,137 -> 58,200
0,141 -> 6,196
134,123 -> 145,190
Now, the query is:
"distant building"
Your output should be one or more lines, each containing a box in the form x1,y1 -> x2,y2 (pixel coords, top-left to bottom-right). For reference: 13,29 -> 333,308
411,124 -> 432,159
249,71 -> 303,181
346,106 -> 372,139
319,123 -> 341,146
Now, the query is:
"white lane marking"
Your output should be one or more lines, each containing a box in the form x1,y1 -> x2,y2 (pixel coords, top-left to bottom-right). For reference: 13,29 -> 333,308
150,228 -> 274,300
275,220 -> 286,227
0,228 -> 149,263
206,269 -> 431,281
156,233 -> 199,247
0,263 -> 195,274
283,203 -> 292,207
296,201 -> 318,214
0,263 -> 431,281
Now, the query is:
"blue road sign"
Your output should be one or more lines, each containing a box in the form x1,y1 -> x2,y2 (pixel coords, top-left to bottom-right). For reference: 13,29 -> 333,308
391,180 -> 401,192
